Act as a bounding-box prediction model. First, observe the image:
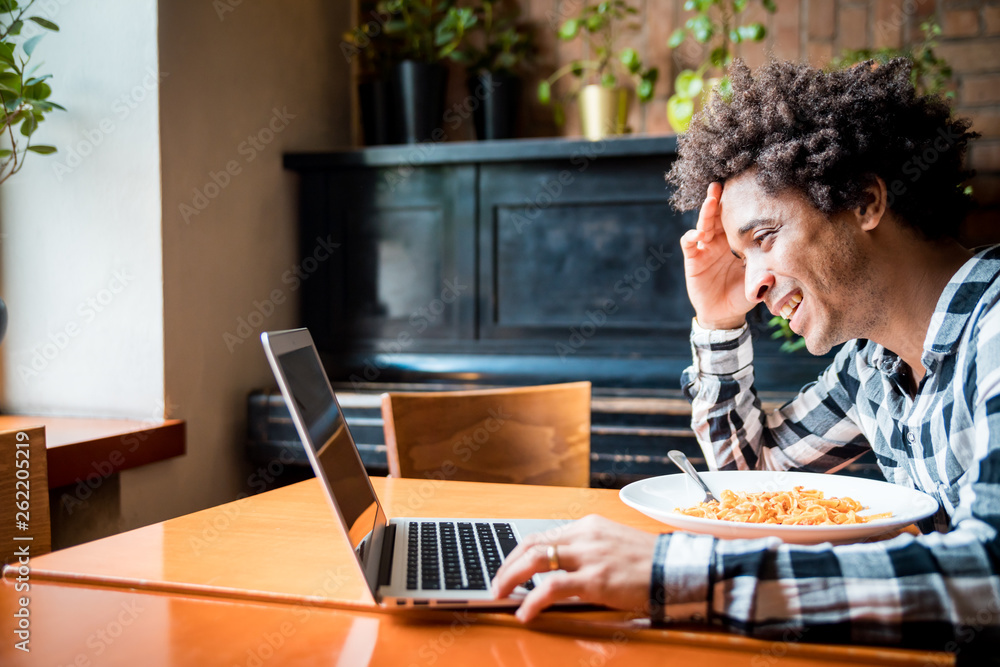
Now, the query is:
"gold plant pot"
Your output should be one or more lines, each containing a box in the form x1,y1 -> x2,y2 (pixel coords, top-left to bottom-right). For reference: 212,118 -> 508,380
578,85 -> 630,141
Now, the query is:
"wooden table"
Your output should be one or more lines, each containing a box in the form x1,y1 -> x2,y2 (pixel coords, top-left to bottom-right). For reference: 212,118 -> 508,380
2,478 -> 954,666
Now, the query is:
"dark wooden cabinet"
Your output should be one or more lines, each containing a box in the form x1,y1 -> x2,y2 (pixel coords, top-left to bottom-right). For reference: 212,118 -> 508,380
268,138 -> 884,487
284,136 -> 832,391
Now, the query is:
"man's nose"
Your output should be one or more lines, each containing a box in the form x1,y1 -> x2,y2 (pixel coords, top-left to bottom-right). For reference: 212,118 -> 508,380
745,264 -> 774,305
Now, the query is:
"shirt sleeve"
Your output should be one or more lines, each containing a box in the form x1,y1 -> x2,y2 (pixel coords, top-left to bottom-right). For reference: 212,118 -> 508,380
680,319 -> 870,472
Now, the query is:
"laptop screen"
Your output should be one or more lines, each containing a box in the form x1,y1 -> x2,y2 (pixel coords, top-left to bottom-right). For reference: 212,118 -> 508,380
274,345 -> 381,556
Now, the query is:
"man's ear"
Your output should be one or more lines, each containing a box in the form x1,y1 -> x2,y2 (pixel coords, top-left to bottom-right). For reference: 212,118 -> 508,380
856,176 -> 887,231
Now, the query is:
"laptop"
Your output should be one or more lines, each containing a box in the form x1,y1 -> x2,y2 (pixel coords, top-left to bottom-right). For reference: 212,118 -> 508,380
261,328 -> 566,608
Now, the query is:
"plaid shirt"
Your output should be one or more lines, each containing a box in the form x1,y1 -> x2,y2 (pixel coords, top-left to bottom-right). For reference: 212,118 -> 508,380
651,245 -> 1000,658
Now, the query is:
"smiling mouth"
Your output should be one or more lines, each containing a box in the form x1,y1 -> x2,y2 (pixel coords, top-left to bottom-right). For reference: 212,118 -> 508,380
779,292 -> 802,321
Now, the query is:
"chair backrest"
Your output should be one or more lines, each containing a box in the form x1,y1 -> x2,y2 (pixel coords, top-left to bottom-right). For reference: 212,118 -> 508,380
0,426 -> 51,563
380,382 -> 591,487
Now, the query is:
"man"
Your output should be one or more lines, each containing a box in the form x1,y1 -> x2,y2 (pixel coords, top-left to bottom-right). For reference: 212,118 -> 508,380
491,58 -> 1000,657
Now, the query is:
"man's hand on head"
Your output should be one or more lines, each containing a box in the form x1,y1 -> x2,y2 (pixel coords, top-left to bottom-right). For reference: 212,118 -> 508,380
491,515 -> 658,622
679,182 -> 754,330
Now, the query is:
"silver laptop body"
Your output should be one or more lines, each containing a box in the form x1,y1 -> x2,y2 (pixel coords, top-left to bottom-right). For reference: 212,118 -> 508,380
261,328 -> 565,608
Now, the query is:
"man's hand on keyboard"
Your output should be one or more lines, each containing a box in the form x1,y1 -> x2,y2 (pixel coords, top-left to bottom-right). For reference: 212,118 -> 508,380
490,515 -> 658,622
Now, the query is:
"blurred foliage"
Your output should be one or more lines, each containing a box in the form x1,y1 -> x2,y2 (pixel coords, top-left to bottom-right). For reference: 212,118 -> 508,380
342,0 -> 475,76
665,0 -> 773,132
378,0 -> 475,63
768,315 -> 807,353
830,21 -> 953,99
537,0 -> 659,126
453,0 -> 534,76
0,0 -> 62,186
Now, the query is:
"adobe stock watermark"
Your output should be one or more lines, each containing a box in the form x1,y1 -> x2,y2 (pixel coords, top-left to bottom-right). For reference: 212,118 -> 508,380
407,611 -> 477,666
886,125 -> 964,208
875,0 -> 930,42
16,268 -> 134,382
382,80 -> 609,196
750,628 -> 808,667
545,0 -> 587,28
419,406 -> 510,484
188,449 -> 299,558
57,600 -> 146,665
27,0 -> 71,24
179,106 -> 296,224
52,67 -> 168,182
222,235 -> 340,353
928,597 -> 1000,665
10,0 -> 72,54
548,0 -> 700,62
84,601 -> 145,660
348,277 -> 469,386
546,491 -> 603,527
382,81 -> 502,193
575,630 -> 631,667
57,398 -> 179,516
340,6 -> 392,64
235,567 -> 354,667
353,405 -> 507,518
213,0 -> 245,21
591,456 -> 633,489
555,245 -> 673,359
507,139 -> 609,235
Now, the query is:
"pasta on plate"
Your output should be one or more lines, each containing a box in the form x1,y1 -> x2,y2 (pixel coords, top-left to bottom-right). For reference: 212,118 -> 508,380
675,486 -> 892,526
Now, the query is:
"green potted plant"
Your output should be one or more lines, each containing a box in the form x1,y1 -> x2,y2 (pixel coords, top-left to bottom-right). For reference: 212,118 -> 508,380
378,0 -> 475,143
454,0 -> 533,140
665,0 -> 773,133
538,0 -> 658,141
0,0 -> 62,343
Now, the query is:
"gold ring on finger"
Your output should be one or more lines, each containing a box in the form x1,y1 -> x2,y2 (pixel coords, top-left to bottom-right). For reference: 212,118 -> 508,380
546,544 -> 560,571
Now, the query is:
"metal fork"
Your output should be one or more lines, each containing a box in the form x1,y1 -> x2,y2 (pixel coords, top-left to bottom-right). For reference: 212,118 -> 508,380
668,450 -> 720,503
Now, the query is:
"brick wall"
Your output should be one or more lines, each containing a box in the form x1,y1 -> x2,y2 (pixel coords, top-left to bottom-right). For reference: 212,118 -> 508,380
513,0 -> 1000,238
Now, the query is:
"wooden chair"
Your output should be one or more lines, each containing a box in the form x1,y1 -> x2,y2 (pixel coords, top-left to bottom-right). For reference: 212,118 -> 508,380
380,382 -> 591,487
0,426 -> 51,564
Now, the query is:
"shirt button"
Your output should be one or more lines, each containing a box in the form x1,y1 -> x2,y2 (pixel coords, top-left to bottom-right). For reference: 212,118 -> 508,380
906,431 -> 916,443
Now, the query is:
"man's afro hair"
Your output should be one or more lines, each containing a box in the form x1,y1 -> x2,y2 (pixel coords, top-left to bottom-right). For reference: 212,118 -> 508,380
666,58 -> 978,239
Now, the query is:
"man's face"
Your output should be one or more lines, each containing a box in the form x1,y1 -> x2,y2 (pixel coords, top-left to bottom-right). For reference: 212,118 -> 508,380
719,172 -> 885,355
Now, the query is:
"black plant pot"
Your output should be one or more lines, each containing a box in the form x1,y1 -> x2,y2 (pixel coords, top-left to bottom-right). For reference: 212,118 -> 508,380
468,71 -> 520,141
390,60 -> 448,144
358,79 -> 395,146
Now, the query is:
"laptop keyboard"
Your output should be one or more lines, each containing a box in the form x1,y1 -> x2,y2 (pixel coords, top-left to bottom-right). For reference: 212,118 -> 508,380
405,521 -> 533,592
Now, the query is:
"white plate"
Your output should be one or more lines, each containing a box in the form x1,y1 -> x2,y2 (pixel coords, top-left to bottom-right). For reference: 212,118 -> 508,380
619,471 -> 940,544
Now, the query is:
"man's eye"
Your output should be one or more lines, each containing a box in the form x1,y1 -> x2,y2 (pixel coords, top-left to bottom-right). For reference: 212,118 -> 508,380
753,230 -> 775,245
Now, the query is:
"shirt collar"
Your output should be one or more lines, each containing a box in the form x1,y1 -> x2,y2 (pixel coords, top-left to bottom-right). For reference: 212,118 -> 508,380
924,244 -> 1000,355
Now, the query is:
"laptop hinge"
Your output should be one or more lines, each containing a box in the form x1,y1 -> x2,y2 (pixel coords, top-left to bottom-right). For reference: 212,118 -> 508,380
377,522 -> 396,589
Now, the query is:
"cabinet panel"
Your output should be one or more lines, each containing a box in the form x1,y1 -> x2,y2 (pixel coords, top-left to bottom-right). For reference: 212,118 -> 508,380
479,155 -> 693,344
494,201 -> 693,329
301,165 -> 476,347
345,206 -> 447,323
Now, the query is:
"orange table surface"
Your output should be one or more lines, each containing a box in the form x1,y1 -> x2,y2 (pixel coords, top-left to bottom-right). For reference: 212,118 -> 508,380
4,477 -> 954,666
1,580 -> 953,667
16,477 -> 664,607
